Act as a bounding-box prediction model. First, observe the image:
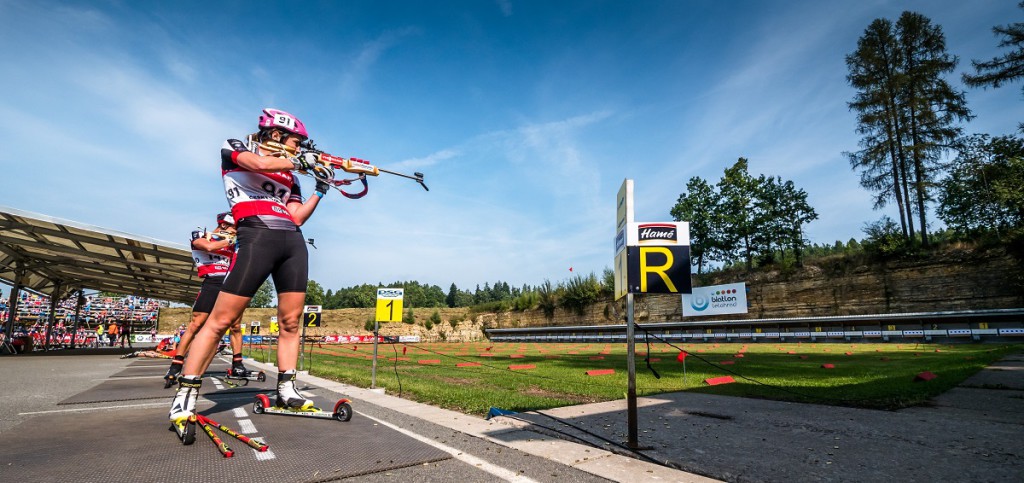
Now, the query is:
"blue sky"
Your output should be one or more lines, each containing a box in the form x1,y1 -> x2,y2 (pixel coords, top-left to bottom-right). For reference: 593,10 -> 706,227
1,0 -> 1021,294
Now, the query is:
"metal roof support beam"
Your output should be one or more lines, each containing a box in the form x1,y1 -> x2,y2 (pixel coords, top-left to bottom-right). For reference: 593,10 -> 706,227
3,262 -> 26,341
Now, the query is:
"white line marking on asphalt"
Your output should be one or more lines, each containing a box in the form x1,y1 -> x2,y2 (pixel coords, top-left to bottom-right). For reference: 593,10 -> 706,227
358,412 -> 540,483
238,419 -> 257,434
19,402 -> 168,415
255,448 -> 276,461
233,407 -> 248,418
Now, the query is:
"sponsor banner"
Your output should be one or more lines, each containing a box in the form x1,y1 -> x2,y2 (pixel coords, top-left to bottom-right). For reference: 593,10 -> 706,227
863,331 -> 882,337
682,282 -> 748,317
947,329 -> 971,336
903,330 -> 925,337
319,335 -> 422,344
999,328 -> 1024,336
626,222 -> 690,246
132,334 -> 153,343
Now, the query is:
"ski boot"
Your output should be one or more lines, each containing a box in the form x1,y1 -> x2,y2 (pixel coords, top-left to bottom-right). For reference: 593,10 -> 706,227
229,356 -> 251,378
276,371 -> 315,410
163,356 -> 184,388
168,376 -> 201,445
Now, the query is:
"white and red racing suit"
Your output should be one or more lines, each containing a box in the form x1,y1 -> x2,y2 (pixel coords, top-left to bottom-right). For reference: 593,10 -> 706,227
221,137 -> 304,230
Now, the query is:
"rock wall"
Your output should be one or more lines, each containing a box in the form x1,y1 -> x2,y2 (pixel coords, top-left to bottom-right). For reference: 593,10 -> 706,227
159,250 -> 1023,337
157,307 -> 485,342
481,249 -> 1024,328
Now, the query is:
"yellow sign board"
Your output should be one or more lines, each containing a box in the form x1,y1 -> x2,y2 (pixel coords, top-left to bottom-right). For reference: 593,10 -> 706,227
376,288 -> 404,323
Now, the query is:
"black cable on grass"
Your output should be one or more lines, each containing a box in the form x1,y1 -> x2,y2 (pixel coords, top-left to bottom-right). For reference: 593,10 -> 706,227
504,411 -> 681,470
399,341 -> 631,392
633,323 -> 875,404
386,337 -> 403,399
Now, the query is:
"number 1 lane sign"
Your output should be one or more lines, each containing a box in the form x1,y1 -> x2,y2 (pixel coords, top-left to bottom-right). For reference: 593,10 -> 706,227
376,288 -> 404,323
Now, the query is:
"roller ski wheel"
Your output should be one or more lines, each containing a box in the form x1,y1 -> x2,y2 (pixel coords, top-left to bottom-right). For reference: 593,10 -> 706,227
169,416 -> 197,445
253,394 -> 270,414
257,371 -> 266,382
333,400 -> 353,422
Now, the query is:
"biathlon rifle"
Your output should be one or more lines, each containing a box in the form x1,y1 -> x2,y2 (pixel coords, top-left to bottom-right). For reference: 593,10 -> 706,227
256,139 -> 429,199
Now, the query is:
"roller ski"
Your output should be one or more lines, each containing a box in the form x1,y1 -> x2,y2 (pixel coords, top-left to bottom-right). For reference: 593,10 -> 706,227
225,354 -> 267,382
251,372 -> 352,422
168,376 -> 202,445
163,357 -> 184,389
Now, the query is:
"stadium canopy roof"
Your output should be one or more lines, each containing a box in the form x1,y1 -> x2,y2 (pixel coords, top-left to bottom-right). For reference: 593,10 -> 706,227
0,205 -> 199,304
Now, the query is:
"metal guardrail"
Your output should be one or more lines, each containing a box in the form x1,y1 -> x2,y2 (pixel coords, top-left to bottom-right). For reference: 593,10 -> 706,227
484,308 -> 1024,342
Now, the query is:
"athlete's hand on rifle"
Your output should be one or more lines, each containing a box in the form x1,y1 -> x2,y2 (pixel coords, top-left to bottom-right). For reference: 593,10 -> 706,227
290,153 -> 334,181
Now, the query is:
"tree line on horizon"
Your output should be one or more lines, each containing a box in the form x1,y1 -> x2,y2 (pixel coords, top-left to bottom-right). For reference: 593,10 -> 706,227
249,7 -> 1023,312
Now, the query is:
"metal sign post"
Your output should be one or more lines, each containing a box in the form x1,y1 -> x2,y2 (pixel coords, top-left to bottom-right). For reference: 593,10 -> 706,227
372,288 -> 404,389
625,292 -> 638,448
614,179 -> 692,449
300,306 -> 322,371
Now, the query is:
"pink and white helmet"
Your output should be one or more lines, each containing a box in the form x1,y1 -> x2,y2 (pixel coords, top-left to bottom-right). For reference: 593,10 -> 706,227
258,108 -> 308,139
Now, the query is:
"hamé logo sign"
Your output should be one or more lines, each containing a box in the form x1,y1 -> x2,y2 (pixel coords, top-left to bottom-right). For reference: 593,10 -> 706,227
637,223 -> 677,243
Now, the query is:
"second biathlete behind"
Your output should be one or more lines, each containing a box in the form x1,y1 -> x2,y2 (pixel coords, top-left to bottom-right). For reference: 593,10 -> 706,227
164,212 -> 251,386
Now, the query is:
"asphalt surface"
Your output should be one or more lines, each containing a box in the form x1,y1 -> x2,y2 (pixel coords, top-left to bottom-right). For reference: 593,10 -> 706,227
0,347 -> 697,482
3,346 -> 1020,482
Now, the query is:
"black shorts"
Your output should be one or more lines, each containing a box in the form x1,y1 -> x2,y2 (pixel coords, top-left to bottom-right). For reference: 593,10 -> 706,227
193,276 -> 225,314
220,226 -> 308,298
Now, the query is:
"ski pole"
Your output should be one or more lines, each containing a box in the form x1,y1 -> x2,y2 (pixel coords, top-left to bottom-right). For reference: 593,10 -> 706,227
198,415 -> 269,452
199,417 -> 234,458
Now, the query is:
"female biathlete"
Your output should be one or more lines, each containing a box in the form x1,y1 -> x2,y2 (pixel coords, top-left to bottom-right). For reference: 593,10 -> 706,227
169,108 -> 333,437
164,212 -> 251,386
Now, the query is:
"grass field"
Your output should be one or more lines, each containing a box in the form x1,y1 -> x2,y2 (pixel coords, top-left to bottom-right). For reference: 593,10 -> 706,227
245,341 -> 1022,417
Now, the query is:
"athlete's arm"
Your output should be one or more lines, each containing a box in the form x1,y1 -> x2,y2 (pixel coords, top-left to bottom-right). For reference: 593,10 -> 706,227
287,195 -> 322,226
191,237 -> 232,252
233,151 -> 294,173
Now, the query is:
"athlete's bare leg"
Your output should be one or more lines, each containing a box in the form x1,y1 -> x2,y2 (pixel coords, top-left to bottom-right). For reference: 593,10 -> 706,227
274,292 -> 305,372
229,315 -> 244,355
181,292 -> 252,377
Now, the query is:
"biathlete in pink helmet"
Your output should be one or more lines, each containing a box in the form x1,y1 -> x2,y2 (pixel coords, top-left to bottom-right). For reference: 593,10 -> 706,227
169,108 -> 334,439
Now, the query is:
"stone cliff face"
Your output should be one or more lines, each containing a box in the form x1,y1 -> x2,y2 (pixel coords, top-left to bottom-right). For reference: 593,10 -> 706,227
158,250 -> 1023,338
481,249 -> 1024,329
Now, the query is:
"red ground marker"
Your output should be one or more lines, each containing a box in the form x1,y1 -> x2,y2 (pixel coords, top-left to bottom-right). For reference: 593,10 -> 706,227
478,353 -> 494,357
418,359 -> 440,365
799,355 -> 809,359
456,362 -> 481,367
705,376 -> 735,386
787,351 -> 795,354
720,360 -> 735,365
589,356 -> 605,360
509,354 -> 525,359
734,354 -> 745,358
648,358 -> 661,362
821,363 -> 836,369
845,352 -> 853,356
586,369 -> 615,376
509,364 -> 536,371
914,371 -> 937,382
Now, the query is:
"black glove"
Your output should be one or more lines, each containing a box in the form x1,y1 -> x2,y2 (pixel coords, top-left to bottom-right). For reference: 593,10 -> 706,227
315,180 -> 330,198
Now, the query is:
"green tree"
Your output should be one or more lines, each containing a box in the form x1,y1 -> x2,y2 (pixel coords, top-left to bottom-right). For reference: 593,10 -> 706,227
445,283 -> 458,308
670,176 -> 722,274
938,134 -> 1024,235
251,280 -> 275,308
846,12 -> 972,247
963,2 -> 1024,129
896,11 -> 973,246
305,279 -> 325,306
846,17 -> 914,240
717,158 -> 759,270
